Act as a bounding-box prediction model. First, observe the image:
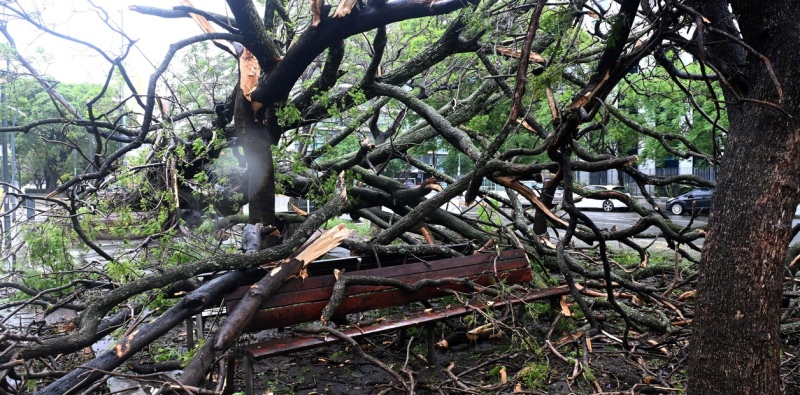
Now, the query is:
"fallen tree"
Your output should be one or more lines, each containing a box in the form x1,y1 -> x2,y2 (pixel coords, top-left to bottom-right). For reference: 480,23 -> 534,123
0,0 -> 798,394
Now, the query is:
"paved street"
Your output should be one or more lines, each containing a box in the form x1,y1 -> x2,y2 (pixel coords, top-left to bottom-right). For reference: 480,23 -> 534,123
461,198 -> 800,246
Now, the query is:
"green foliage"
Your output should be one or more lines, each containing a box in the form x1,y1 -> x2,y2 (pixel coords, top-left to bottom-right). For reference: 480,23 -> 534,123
518,362 -> 550,390
19,221 -> 82,289
525,302 -> 554,322
487,365 -> 506,378
276,102 -> 303,126
152,342 -> 200,366
6,78 -> 118,190
105,259 -> 144,283
306,170 -> 357,206
583,365 -> 597,382
619,61 -> 728,165
172,42 -> 237,109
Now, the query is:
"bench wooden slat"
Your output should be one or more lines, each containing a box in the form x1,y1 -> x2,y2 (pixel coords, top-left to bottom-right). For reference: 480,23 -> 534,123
226,249 -> 528,308
223,250 -> 532,330
244,267 -> 532,330
225,249 -> 526,301
246,286 -> 570,359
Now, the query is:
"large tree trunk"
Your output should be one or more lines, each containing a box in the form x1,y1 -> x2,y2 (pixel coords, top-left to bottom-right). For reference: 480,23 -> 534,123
235,88 -> 280,248
688,2 -> 800,393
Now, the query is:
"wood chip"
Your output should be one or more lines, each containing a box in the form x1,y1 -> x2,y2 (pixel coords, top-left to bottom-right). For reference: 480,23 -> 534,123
559,295 -> 573,317
647,339 -> 670,357
420,226 -> 435,245
466,323 -> 503,341
291,203 -> 308,216
552,330 -> 585,348
677,289 -> 697,301
678,289 -> 697,302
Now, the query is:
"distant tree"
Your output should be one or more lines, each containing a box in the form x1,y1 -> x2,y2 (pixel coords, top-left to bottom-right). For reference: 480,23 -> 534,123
6,79 -> 114,190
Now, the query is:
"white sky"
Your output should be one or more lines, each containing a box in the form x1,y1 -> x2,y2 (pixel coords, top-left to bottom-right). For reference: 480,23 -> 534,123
3,0 -> 232,87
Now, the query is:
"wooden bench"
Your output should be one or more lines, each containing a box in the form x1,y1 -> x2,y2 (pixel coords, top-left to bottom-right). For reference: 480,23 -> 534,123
221,248 -> 569,394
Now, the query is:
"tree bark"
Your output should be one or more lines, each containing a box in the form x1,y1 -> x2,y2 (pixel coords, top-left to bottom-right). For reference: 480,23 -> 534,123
235,87 -> 280,248
39,271 -> 249,395
180,173 -> 348,387
688,2 -> 800,394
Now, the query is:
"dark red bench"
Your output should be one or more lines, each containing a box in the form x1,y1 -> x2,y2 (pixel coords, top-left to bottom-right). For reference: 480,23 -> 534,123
220,248 -> 569,394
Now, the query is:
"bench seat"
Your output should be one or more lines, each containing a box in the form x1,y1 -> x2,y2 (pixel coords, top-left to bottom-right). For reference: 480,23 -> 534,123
223,249 -> 534,331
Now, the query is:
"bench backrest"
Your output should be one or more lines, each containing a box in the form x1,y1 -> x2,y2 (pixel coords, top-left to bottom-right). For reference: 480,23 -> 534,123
223,249 -> 533,331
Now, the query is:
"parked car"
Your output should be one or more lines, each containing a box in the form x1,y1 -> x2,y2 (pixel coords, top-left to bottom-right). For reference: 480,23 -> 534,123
573,185 -> 630,212
666,188 -> 714,215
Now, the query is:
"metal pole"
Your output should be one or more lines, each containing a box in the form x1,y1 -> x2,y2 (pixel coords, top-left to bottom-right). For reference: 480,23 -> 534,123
10,109 -> 17,225
1,58 -> 9,262
118,8 -> 127,160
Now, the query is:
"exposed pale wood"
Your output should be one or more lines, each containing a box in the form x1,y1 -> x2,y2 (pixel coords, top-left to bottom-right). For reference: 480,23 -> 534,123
333,0 -> 358,18
311,0 -> 324,26
546,87 -> 558,121
494,46 -> 545,64
239,48 -> 262,112
290,203 -> 308,216
215,224 -> 351,349
466,323 -> 503,341
420,226 -> 435,244
493,176 -> 569,227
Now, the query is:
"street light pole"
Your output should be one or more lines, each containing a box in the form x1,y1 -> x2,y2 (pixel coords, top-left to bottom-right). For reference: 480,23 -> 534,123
1,57 -> 9,267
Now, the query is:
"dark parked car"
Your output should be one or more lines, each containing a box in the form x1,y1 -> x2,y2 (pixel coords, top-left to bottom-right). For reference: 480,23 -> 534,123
666,188 -> 714,215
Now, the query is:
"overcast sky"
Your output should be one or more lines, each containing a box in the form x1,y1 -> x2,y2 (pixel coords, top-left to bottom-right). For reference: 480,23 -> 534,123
3,0 -> 231,87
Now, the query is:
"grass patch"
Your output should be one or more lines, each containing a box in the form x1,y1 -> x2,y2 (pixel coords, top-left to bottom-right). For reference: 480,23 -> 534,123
323,217 -> 370,237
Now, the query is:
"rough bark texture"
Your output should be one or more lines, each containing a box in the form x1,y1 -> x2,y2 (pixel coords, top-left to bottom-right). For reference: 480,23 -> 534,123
39,271 -> 249,395
688,2 -> 800,394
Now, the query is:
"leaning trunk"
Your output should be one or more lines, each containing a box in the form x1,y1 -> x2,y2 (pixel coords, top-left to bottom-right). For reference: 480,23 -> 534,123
688,2 -> 800,393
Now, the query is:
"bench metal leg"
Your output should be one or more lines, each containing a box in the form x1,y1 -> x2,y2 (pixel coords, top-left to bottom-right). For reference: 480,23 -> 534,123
226,348 -> 255,395
224,352 -> 236,395
185,318 -> 195,349
426,323 -> 436,366
397,328 -> 407,349
243,352 -> 254,395
195,313 -> 204,340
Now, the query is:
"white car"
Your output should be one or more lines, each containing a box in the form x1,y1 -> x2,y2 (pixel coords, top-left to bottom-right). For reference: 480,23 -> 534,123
572,185 -> 630,212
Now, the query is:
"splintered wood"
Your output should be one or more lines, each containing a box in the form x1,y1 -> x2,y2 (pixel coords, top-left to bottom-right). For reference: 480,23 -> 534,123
239,48 -> 262,113
267,223 -> 351,275
494,46 -> 546,64
180,0 -> 238,55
